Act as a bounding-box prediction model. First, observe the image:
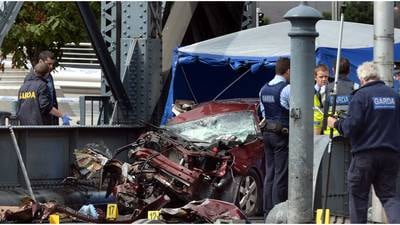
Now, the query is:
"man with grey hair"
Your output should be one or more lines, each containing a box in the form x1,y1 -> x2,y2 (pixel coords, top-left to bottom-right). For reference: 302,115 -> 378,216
327,61 -> 400,223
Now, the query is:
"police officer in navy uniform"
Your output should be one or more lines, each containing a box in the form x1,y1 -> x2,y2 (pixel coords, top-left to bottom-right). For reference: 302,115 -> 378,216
327,62 -> 400,223
325,57 -> 359,108
259,57 -> 290,217
17,63 -> 71,125
322,58 -> 359,133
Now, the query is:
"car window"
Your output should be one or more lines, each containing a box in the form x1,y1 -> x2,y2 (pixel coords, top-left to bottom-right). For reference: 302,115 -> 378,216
166,111 -> 258,144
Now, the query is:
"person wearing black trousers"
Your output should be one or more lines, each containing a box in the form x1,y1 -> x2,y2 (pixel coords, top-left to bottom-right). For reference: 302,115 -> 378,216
328,61 -> 400,223
259,57 -> 290,218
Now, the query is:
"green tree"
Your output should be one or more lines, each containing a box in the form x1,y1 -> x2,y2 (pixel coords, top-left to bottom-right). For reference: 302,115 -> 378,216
343,2 -> 373,24
1,2 -> 100,68
322,12 -> 332,20
261,16 -> 270,26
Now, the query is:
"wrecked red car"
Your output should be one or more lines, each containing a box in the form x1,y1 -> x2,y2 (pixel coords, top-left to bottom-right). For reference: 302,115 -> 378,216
75,99 -> 265,218
162,99 -> 265,215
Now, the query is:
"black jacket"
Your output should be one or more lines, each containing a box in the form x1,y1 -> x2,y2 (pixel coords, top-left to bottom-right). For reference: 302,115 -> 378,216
325,76 -> 357,111
24,72 -> 59,125
335,80 -> 400,153
46,74 -> 59,125
17,73 -> 52,125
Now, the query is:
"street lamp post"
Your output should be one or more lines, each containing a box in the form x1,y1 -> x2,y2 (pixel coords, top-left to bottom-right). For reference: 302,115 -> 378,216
284,3 -> 322,223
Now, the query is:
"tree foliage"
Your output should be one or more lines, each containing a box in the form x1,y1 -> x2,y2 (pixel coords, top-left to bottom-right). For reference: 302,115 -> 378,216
322,12 -> 332,20
260,16 -> 270,26
1,2 -> 100,68
343,2 -> 373,25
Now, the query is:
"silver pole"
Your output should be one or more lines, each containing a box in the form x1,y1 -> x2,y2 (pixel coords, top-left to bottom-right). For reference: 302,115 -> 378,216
331,2 -> 337,21
333,14 -> 345,95
321,14 -> 344,224
371,1 -> 394,223
284,3 -> 321,223
374,1 -> 394,87
9,126 -> 36,202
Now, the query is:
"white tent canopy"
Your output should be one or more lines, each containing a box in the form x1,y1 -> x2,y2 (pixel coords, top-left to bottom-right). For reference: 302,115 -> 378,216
179,20 -> 400,58
162,20 -> 400,124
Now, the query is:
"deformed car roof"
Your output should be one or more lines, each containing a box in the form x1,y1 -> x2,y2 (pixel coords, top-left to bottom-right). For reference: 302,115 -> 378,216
168,98 -> 259,125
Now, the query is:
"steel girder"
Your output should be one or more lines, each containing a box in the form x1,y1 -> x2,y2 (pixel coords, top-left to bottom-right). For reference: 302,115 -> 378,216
0,1 -> 22,48
100,1 -> 163,124
241,1 -> 256,30
77,2 -> 132,112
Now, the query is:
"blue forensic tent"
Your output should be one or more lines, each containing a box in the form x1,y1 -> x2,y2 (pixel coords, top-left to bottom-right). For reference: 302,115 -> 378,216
162,20 -> 400,124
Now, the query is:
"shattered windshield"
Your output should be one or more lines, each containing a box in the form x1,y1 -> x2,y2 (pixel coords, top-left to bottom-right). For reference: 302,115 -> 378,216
166,111 -> 258,144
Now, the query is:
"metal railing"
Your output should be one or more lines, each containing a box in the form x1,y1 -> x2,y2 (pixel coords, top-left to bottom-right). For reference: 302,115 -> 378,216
79,96 -> 111,125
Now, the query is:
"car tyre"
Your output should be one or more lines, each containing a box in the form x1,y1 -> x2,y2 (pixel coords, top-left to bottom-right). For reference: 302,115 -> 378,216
236,169 -> 262,216
219,169 -> 262,216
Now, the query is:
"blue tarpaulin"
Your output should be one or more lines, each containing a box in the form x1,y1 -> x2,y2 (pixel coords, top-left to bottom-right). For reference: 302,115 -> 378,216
162,20 -> 400,124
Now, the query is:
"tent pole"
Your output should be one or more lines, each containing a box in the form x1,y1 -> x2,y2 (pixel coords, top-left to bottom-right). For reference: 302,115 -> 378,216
212,68 -> 251,101
180,65 -> 199,103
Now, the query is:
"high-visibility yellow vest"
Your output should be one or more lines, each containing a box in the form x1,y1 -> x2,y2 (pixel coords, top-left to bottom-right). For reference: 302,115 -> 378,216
314,94 -> 340,136
313,95 -> 324,133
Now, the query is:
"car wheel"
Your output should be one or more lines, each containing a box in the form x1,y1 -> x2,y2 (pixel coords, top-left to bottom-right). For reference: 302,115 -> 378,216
234,170 -> 262,216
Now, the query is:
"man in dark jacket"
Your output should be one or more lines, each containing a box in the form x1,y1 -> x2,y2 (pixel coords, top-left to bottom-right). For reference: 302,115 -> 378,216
18,63 -> 52,125
259,57 -> 290,217
38,50 -> 59,125
322,58 -> 359,133
18,63 -> 70,125
325,57 -> 359,108
24,50 -> 60,125
327,62 -> 400,223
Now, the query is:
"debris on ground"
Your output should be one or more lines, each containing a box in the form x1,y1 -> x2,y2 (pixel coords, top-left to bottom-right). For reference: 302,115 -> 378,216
160,198 -> 248,223
0,121 -> 255,223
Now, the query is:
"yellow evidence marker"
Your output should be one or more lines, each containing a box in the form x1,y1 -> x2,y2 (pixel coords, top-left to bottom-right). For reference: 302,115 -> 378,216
147,210 -> 160,220
106,203 -> 119,220
49,214 -> 60,224
316,208 -> 330,224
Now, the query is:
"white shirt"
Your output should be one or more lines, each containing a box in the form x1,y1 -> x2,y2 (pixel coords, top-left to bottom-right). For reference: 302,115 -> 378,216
259,75 -> 290,117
